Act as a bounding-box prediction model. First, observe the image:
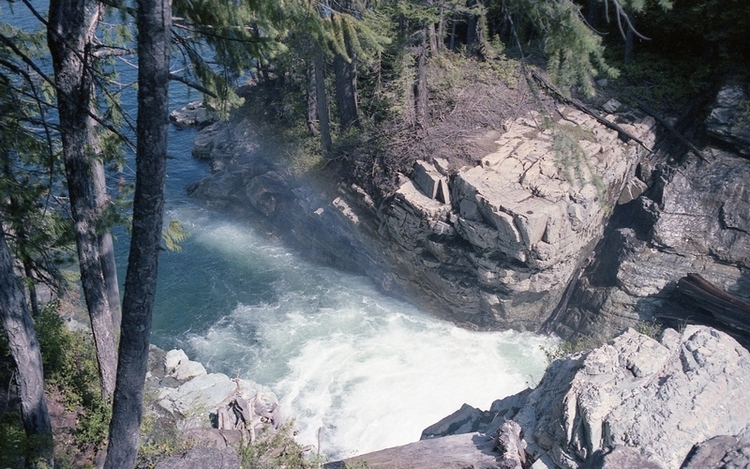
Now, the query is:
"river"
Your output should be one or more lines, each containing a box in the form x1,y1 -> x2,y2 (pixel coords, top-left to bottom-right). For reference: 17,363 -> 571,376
4,3 -> 555,459
146,117 -> 555,459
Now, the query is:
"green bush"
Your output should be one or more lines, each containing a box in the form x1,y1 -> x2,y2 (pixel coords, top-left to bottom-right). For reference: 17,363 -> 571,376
0,411 -> 26,468
238,422 -> 321,469
136,412 -> 196,469
35,305 -> 111,450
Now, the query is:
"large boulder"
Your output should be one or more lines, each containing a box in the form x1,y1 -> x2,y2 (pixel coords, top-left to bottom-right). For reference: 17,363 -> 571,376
680,432 -> 750,469
155,446 -> 239,469
169,101 -> 217,129
377,109 -> 655,329
147,348 -> 280,431
324,432 -> 502,469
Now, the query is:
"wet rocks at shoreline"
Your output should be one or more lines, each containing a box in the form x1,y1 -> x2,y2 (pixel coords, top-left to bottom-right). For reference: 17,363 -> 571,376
329,325 -> 750,468
145,347 -> 282,444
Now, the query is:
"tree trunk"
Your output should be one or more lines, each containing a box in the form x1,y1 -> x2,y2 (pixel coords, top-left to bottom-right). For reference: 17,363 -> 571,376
2,158 -> 41,317
428,23 -> 438,55
624,16 -> 635,64
450,17 -> 457,51
90,130 -> 121,333
436,3 -> 446,54
333,37 -> 359,131
0,218 -> 53,468
306,60 -> 319,135
466,0 -> 479,53
426,0 -> 438,55
415,28 -> 428,130
587,0 -> 601,30
104,0 -> 170,464
314,51 -> 332,156
48,0 -> 117,399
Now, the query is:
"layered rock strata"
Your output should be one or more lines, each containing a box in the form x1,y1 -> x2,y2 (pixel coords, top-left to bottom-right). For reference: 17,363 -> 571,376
188,104 -> 656,330
557,81 -> 750,343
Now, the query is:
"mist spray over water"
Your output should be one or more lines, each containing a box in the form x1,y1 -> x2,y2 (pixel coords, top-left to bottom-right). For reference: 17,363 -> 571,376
152,205 -> 556,460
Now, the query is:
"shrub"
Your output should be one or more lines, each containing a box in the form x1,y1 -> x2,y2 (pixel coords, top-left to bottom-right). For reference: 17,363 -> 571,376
36,304 -> 110,450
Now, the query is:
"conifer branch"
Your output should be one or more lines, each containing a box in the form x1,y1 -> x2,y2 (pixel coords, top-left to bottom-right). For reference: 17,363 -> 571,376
168,73 -> 218,98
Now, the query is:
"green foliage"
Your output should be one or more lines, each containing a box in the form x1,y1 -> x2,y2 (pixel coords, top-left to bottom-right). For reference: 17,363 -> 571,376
499,0 -> 617,96
238,422 -> 320,469
612,51 -> 714,115
136,412 -> 196,469
636,319 -> 663,339
35,305 -> 110,450
551,123 -> 605,198
739,101 -> 750,128
541,320 -> 664,364
0,411 -> 26,469
540,335 -> 601,363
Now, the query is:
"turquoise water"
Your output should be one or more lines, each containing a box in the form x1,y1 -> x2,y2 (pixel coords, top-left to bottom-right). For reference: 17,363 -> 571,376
3,4 -> 555,458
148,126 -> 555,458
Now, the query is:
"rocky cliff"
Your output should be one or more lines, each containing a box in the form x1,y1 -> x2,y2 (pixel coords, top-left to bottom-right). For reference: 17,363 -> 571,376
187,76 -> 750,342
187,89 -> 659,333
556,80 -> 750,345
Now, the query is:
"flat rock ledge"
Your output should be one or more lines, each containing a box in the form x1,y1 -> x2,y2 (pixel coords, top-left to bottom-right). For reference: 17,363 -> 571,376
328,325 -> 750,469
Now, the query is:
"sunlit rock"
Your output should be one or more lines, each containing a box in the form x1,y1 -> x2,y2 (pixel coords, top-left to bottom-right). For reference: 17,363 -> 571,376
414,326 -> 750,469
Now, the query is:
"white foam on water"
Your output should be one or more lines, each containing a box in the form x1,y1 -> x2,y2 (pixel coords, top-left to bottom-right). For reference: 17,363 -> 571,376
160,205 -> 556,460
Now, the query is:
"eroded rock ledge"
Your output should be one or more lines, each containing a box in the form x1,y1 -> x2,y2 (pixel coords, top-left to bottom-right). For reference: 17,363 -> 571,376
328,325 -> 750,469
187,100 -> 656,331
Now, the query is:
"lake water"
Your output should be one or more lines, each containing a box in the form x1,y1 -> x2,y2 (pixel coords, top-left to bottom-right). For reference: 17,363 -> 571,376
4,4 -> 556,460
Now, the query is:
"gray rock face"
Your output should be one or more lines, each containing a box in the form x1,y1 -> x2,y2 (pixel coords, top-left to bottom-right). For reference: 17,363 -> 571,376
582,446 -> 664,469
680,433 -> 750,469
558,149 -> 750,344
155,446 -> 239,469
146,348 -> 280,431
324,432 -> 503,469
378,110 -> 655,329
705,82 -> 750,155
189,104 -> 655,330
416,326 -> 750,469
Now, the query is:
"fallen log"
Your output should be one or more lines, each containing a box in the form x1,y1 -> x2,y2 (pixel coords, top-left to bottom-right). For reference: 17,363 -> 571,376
529,70 -> 654,154
676,273 -> 750,336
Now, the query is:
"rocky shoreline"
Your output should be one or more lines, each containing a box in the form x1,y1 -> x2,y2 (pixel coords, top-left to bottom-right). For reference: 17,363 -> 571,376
327,325 -> 750,469
168,77 -> 750,467
147,326 -> 750,469
328,327 -> 750,469
186,79 -> 750,345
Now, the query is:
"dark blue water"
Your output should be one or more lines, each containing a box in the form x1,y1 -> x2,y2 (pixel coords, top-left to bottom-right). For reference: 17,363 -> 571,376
4,4 -> 555,458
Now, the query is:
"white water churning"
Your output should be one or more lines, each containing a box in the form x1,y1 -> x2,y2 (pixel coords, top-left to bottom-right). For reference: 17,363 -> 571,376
151,204 -> 555,460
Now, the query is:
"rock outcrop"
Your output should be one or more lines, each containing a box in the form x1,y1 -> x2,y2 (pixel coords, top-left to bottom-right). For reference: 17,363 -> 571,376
155,447 -> 240,469
170,101 -> 217,129
188,99 -> 656,330
556,146 -> 750,344
379,111 -> 655,329
542,78 -> 750,344
513,326 -> 750,468
146,347 -> 281,434
331,326 -> 750,469
705,81 -> 750,155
